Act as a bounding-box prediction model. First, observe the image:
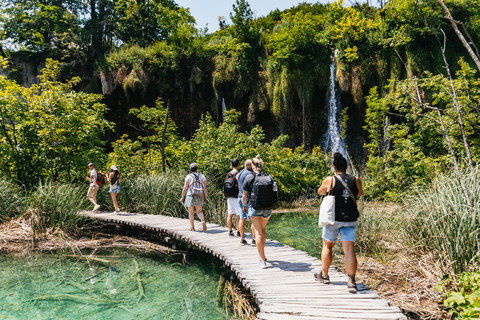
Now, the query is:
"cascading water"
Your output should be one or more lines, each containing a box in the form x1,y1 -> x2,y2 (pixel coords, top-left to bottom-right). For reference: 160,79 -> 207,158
221,98 -> 226,122
323,55 -> 353,171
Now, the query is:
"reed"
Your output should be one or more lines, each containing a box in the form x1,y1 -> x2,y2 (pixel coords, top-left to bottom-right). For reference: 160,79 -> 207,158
404,169 -> 480,274
356,200 -> 402,263
25,181 -> 88,233
0,179 -> 25,221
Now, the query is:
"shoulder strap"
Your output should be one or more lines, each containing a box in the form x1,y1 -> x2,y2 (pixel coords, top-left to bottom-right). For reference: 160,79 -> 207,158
335,175 -> 356,203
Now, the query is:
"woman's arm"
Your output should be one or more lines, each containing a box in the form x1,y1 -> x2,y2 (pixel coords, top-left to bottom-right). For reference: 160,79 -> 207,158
179,180 -> 189,202
317,176 -> 334,196
119,174 -> 123,183
203,181 -> 207,201
242,190 -> 249,213
356,177 -> 363,197
107,172 -> 113,183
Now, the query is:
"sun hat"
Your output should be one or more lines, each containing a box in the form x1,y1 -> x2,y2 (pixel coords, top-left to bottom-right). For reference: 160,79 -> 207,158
189,163 -> 198,170
110,165 -> 118,171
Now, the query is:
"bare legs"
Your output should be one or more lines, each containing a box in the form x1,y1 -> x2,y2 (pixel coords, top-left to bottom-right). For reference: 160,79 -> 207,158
110,192 -> 119,212
321,239 -> 335,276
250,215 -> 271,262
227,214 -> 240,232
188,205 -> 206,231
239,217 -> 245,238
321,239 -> 357,281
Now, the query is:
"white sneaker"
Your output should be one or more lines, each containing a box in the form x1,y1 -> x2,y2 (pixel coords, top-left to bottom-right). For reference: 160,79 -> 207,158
258,260 -> 267,269
93,204 -> 100,212
112,211 -> 117,215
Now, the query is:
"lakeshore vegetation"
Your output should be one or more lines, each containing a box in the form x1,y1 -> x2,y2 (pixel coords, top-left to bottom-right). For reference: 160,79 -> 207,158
1,0 -> 480,317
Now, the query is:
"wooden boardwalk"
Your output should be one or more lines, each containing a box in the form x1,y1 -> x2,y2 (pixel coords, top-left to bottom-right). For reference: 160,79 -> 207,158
83,211 -> 407,320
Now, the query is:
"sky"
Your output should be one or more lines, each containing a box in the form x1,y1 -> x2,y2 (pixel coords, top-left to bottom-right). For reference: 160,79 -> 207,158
174,0 -> 334,33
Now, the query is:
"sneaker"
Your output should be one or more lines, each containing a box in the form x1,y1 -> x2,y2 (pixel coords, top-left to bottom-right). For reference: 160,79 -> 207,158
236,231 -> 241,237
314,272 -> 330,284
240,238 -> 248,245
258,260 -> 267,269
93,204 -> 100,212
348,282 -> 358,293
251,239 -> 256,246
229,230 -> 234,237
112,211 -> 117,215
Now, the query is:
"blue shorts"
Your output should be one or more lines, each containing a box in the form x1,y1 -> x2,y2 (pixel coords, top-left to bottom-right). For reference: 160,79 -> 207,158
238,198 -> 249,219
322,222 -> 357,242
248,207 -> 272,219
109,185 -> 120,194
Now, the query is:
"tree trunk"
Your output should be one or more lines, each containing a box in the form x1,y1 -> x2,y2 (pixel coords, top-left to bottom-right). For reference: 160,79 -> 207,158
438,30 -> 474,170
161,101 -> 169,173
437,0 -> 480,72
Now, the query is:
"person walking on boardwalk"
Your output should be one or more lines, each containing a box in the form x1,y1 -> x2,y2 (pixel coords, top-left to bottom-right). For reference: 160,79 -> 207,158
237,159 -> 256,246
314,152 -> 363,293
180,163 -> 207,232
242,155 -> 277,269
224,158 -> 241,238
86,162 -> 100,212
107,165 -> 122,214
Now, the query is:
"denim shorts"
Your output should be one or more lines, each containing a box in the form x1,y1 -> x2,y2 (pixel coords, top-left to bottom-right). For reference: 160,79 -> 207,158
322,221 -> 357,242
109,185 -> 120,194
248,207 -> 272,219
238,197 -> 249,219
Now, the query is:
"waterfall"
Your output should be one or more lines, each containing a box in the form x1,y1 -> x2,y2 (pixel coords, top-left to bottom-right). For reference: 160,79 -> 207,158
222,98 -> 226,122
323,55 -> 353,172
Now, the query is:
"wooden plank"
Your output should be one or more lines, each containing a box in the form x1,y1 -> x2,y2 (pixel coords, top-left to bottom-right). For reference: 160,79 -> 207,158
80,211 -> 407,320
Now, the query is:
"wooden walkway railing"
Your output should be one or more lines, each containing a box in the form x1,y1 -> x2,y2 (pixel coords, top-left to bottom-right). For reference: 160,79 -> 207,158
82,211 -> 407,320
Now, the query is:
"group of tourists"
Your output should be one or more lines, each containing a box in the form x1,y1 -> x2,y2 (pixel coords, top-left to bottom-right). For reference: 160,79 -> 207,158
180,152 -> 363,292
86,151 -> 363,293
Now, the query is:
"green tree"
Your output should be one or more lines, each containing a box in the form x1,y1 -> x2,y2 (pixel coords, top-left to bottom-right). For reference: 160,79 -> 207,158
113,0 -> 195,46
0,58 -> 113,186
0,0 -> 84,54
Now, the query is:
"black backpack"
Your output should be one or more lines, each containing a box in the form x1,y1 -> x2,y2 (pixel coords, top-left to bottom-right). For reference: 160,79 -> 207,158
96,172 -> 104,186
249,172 -> 277,210
223,171 -> 239,197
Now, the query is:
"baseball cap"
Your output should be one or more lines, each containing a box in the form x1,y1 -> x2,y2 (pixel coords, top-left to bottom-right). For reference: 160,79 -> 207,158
189,163 -> 198,170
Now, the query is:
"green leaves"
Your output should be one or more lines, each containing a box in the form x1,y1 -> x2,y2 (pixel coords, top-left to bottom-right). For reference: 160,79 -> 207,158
0,58 -> 113,186
437,271 -> 480,318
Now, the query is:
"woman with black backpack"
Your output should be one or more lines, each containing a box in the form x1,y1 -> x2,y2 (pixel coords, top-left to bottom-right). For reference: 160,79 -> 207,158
107,165 -> 122,214
242,155 -> 277,269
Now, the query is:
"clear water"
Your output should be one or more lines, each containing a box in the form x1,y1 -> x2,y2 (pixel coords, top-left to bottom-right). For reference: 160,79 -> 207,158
0,249 -> 226,320
266,211 -> 323,259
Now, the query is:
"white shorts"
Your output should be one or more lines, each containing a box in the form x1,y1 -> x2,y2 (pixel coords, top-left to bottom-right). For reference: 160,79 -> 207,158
227,197 -> 241,215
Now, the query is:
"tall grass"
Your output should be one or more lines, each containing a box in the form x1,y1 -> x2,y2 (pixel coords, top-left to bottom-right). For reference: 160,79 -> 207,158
356,200 -> 404,263
404,169 -> 480,274
25,181 -> 88,233
97,172 -> 227,225
0,179 -> 25,222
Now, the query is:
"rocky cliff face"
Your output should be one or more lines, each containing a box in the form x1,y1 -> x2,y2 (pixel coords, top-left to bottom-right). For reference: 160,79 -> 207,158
6,53 -> 370,166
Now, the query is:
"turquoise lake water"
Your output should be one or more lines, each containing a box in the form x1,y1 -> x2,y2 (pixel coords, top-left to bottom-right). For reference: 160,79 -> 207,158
0,248 -> 226,320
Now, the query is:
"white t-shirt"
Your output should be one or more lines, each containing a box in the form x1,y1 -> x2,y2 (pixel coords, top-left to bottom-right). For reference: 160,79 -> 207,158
90,169 -> 98,187
185,173 -> 206,196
